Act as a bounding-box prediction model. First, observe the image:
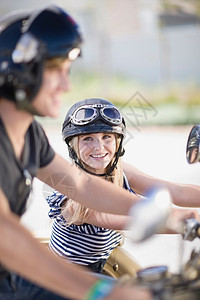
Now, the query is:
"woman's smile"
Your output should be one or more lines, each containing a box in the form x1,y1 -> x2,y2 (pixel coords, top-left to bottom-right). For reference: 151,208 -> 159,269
78,133 -> 116,174
90,153 -> 108,159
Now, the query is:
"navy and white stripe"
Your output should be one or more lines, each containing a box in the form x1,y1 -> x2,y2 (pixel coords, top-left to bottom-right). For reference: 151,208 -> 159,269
46,174 -> 134,266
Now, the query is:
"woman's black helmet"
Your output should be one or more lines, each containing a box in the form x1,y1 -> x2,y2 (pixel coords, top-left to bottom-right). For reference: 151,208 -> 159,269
62,98 -> 126,176
0,5 -> 82,113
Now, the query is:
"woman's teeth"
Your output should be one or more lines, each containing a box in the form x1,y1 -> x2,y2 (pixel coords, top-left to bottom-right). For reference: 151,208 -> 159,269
91,154 -> 106,158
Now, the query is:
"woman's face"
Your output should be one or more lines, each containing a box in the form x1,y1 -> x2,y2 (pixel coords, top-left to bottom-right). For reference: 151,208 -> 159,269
78,132 -> 116,174
32,59 -> 72,118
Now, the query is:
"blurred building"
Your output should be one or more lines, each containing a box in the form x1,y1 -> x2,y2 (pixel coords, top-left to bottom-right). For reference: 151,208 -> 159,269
0,0 -> 200,86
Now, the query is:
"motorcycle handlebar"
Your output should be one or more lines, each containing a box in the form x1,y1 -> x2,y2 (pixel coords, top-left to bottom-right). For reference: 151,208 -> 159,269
182,218 -> 200,241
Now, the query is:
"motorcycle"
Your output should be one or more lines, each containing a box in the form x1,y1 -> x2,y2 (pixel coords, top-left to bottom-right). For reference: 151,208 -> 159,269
124,217 -> 200,300
38,125 -> 200,298
103,189 -> 171,279
118,125 -> 200,299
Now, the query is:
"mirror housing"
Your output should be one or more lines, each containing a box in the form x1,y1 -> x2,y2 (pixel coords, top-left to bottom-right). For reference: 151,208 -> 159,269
186,125 -> 200,164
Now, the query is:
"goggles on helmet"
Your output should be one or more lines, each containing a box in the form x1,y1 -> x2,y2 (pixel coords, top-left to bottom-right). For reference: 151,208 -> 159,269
70,104 -> 122,126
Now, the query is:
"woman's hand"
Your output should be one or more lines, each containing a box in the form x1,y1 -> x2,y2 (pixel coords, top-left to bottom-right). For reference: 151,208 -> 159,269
166,206 -> 200,234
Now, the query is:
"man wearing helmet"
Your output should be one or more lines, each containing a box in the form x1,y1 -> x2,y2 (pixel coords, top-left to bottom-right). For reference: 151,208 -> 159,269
0,5 -> 152,300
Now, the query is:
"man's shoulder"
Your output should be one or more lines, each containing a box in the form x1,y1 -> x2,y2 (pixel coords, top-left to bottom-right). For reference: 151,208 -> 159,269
31,119 -> 44,131
29,119 -> 47,138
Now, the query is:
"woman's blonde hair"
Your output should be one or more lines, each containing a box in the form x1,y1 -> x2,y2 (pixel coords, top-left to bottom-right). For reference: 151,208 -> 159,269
61,134 -> 124,225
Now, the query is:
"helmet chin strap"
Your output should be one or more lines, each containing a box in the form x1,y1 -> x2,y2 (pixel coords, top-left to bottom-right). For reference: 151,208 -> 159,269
67,137 -> 125,177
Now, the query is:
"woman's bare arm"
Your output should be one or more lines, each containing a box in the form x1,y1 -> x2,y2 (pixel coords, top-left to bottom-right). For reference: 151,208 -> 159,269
63,200 -> 199,232
123,162 -> 200,207
37,153 -> 141,215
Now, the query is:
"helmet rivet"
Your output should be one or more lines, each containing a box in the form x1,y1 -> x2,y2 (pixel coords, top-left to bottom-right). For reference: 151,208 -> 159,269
15,89 -> 26,101
0,61 -> 9,70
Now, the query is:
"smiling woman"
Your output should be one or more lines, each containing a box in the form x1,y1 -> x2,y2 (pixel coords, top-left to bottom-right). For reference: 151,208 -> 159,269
62,98 -> 126,177
44,97 -> 200,278
46,98 -> 132,273
78,132 -> 117,174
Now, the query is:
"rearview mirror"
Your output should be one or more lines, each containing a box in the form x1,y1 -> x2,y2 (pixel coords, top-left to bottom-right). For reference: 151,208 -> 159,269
186,125 -> 200,164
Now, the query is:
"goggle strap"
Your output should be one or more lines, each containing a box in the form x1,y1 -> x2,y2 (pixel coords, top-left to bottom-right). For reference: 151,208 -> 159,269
107,137 -> 125,174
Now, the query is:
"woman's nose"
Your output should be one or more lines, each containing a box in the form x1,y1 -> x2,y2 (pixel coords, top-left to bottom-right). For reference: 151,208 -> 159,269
93,138 -> 104,150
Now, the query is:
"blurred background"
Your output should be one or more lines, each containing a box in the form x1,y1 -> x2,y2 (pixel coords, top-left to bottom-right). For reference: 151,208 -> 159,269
1,0 -> 200,273
1,0 -> 200,125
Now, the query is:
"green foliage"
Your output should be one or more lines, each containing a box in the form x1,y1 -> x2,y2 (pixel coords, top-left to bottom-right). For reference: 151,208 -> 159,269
38,72 -> 200,126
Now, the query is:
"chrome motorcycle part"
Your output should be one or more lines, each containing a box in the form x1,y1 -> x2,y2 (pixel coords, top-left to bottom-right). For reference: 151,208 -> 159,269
127,189 -> 171,242
186,125 -> 200,164
137,266 -> 168,282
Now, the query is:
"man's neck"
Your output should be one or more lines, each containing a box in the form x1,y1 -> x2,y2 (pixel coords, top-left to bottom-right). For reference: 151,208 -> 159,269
0,99 -> 33,159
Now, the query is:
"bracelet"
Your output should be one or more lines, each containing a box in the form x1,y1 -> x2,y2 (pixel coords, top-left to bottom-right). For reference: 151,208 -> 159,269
84,279 -> 115,300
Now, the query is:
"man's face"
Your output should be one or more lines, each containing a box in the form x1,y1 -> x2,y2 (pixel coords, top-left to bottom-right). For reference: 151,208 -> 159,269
32,59 -> 72,118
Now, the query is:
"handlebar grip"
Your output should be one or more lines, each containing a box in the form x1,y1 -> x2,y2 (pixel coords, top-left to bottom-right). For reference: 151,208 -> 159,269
183,218 -> 200,241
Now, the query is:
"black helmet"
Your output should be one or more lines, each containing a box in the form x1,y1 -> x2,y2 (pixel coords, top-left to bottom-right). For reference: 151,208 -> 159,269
0,5 -> 82,113
62,98 -> 126,176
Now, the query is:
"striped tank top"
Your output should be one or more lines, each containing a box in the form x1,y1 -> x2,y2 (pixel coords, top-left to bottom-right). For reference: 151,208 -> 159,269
46,174 -> 134,266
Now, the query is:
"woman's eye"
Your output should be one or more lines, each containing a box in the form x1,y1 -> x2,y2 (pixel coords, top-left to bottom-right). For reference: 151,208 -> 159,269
103,135 -> 111,139
83,136 -> 92,141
